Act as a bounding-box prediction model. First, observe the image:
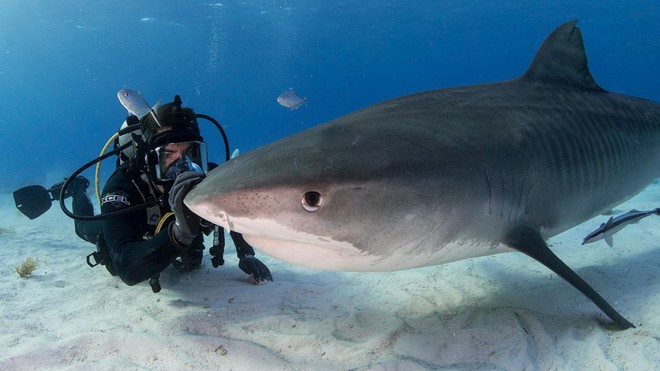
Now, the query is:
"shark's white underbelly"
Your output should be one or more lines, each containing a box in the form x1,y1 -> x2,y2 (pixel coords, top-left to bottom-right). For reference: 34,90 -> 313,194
241,222 -> 515,272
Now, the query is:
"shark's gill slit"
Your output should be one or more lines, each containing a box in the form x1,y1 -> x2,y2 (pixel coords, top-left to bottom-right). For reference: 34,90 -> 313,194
484,170 -> 493,215
302,191 -> 323,212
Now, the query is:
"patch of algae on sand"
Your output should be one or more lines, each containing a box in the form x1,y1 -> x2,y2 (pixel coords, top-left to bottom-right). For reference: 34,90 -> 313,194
14,257 -> 46,278
0,227 -> 15,236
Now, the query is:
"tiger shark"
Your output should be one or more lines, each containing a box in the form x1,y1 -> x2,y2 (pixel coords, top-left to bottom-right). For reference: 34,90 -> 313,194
185,21 -> 660,328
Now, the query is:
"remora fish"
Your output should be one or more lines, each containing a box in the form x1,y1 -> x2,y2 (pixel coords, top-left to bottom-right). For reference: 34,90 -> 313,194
277,89 -> 307,109
582,208 -> 660,247
186,21 -> 660,328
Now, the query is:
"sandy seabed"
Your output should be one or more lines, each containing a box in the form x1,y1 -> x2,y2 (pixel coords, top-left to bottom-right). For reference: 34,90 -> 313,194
0,183 -> 658,370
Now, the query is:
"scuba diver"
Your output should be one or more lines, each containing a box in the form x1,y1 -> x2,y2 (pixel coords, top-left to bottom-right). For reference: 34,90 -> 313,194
13,91 -> 272,292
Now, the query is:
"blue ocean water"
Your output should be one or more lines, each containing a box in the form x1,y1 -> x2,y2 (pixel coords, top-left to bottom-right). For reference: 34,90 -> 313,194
1,1 -> 658,191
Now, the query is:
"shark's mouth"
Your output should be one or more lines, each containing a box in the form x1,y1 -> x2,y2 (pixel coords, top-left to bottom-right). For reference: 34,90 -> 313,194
226,214 -> 382,271
188,201 -> 380,270
241,233 -> 379,271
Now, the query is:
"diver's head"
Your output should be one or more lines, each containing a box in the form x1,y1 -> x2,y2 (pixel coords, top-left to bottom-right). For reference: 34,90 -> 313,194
140,95 -> 201,142
140,95 -> 208,184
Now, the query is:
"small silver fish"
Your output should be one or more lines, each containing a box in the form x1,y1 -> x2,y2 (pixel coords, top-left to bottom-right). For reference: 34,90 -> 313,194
117,88 -> 151,118
277,89 -> 307,110
117,88 -> 162,127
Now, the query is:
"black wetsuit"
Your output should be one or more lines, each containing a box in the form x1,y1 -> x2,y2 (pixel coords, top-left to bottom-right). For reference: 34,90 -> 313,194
98,168 -> 194,285
74,166 -> 257,286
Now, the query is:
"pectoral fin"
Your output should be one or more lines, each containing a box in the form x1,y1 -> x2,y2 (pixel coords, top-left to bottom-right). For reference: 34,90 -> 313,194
605,235 -> 614,248
504,226 -> 635,329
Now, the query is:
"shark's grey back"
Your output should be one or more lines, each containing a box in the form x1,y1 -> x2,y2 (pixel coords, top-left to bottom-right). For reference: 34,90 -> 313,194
340,80 -> 660,237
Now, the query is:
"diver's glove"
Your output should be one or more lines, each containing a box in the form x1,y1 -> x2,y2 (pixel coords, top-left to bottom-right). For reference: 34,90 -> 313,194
168,171 -> 205,248
49,176 -> 90,201
239,256 -> 273,283
230,231 -> 273,283
172,239 -> 204,272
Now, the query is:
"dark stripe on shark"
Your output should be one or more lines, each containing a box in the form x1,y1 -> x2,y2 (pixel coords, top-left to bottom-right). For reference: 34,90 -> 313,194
484,89 -> 659,230
525,96 -> 657,196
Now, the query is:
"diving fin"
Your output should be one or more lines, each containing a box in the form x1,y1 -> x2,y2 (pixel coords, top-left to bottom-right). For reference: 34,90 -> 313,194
505,226 -> 635,329
13,185 -> 53,220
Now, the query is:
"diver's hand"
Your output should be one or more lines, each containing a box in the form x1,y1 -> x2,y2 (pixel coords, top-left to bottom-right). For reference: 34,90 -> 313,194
50,176 -> 90,201
169,171 -> 205,247
172,242 -> 204,272
239,256 -> 273,283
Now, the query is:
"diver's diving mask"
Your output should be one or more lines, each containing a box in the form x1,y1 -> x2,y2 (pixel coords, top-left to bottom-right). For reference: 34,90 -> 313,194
152,141 -> 208,182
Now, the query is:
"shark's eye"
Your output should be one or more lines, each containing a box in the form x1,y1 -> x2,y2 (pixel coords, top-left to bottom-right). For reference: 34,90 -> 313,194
302,191 -> 322,212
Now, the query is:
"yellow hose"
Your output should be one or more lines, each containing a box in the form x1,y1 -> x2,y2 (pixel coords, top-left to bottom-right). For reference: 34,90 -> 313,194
156,212 -> 175,233
95,133 -> 119,203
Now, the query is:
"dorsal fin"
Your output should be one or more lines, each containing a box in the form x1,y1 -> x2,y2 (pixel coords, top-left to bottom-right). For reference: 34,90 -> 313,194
520,21 -> 604,91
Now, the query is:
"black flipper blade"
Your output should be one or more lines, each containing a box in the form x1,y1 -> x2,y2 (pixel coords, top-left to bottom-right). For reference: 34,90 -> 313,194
13,185 -> 53,220
505,226 -> 635,329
